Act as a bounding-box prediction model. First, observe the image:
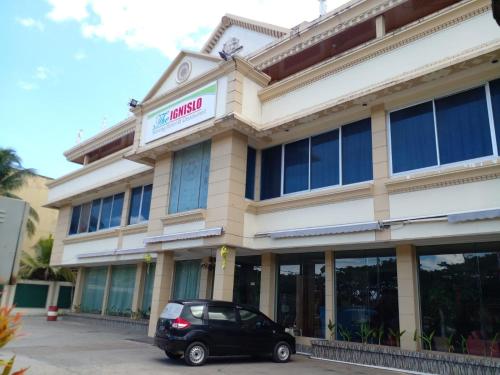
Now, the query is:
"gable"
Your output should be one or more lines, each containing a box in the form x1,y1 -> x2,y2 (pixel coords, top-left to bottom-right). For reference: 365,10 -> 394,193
208,25 -> 278,58
144,51 -> 221,102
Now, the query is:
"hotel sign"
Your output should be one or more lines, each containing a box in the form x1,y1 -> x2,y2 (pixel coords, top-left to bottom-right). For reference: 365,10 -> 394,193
143,81 -> 217,144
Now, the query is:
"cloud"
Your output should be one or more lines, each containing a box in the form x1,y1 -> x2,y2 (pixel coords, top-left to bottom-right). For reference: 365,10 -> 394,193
74,50 -> 87,60
16,17 -> 44,31
18,81 -> 39,91
34,66 -> 51,80
45,0 -> 350,59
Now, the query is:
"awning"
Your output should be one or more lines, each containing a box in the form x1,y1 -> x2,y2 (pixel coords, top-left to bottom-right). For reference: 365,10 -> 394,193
448,208 -> 500,223
143,227 -> 223,244
77,247 -> 150,259
263,221 -> 381,239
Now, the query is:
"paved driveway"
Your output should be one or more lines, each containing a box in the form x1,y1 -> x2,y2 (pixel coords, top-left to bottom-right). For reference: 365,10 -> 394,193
3,317 -> 409,375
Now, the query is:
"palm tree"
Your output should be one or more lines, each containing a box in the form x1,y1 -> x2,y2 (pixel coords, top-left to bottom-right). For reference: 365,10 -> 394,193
0,148 -> 39,237
18,235 -> 75,282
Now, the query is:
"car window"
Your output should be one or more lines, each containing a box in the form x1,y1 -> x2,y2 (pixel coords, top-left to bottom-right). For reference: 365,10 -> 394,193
208,306 -> 236,322
160,303 -> 183,319
190,305 -> 204,319
239,309 -> 271,329
180,304 -> 204,324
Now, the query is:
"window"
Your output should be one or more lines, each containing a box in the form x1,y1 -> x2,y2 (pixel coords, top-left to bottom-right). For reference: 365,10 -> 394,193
107,265 -> 136,317
260,145 -> 282,200
68,193 -> 124,235
335,250 -> 399,345
173,260 -> 200,299
208,306 -> 237,322
259,118 -> 372,200
169,141 -> 211,214
487,78 -> 500,153
181,305 -> 204,325
80,267 -> 107,314
418,243 -> 500,357
389,82 -> 499,174
245,147 -> 256,200
233,256 -> 261,308
128,184 -> 152,225
239,309 -> 270,329
277,252 -> 325,338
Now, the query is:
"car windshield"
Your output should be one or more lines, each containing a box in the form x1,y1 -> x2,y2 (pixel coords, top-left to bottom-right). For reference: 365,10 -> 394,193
160,303 -> 183,319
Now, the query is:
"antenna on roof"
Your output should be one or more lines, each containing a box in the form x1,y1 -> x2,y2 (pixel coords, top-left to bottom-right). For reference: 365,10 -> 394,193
319,0 -> 327,16
101,116 -> 108,130
76,129 -> 83,144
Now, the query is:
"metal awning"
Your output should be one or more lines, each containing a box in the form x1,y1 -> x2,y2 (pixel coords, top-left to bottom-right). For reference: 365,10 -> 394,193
448,208 -> 500,223
77,247 -> 150,259
143,227 -> 223,244
261,221 -> 381,239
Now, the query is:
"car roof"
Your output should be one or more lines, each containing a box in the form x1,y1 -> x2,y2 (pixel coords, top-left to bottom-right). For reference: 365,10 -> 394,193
169,299 -> 260,311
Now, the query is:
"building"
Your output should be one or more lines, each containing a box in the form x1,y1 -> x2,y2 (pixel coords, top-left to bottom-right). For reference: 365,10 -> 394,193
15,174 -> 59,255
47,0 -> 500,357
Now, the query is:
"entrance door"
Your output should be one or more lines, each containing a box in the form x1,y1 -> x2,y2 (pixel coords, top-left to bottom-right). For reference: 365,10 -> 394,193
173,260 -> 201,299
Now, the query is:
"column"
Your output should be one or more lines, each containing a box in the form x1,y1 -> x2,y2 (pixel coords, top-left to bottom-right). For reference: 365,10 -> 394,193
371,104 -> 391,241
324,250 -> 334,339
101,265 -> 112,316
0,284 -> 16,308
72,267 -> 85,311
50,205 -> 72,266
148,251 -> 175,337
131,263 -> 145,314
396,244 -> 421,351
212,246 -> 236,301
259,253 -> 276,319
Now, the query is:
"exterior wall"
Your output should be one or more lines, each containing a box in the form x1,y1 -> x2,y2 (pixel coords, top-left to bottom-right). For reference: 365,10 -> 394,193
14,174 -> 59,255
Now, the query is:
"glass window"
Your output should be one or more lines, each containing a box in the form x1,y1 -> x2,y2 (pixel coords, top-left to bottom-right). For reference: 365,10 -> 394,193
335,250 -> 399,345
390,102 -> 438,173
342,118 -> 373,184
233,256 -> 261,309
80,267 -> 107,314
181,305 -> 204,325
88,199 -> 101,233
69,205 -> 81,235
418,243 -> 500,357
239,309 -> 270,329
489,78 -> 500,152
245,147 -> 256,200
435,87 -> 492,164
99,196 -> 113,230
110,193 -> 124,227
260,145 -> 282,200
169,141 -> 211,214
208,306 -> 236,322
311,130 -> 340,189
107,264 -> 136,317
141,263 -> 156,317
128,184 -> 153,225
77,202 -> 91,234
284,138 -> 309,194
173,260 -> 201,299
190,305 -> 204,319
277,252 -> 325,338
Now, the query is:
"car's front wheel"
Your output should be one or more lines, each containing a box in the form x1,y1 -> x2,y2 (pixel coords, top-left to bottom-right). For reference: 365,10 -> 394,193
272,341 -> 291,363
165,351 -> 182,360
184,342 -> 208,366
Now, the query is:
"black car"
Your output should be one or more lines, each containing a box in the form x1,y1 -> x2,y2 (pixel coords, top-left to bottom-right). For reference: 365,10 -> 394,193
154,299 -> 296,366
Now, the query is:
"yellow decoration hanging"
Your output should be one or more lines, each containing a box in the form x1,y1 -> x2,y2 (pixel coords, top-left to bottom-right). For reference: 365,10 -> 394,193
220,246 -> 229,270
144,253 -> 153,264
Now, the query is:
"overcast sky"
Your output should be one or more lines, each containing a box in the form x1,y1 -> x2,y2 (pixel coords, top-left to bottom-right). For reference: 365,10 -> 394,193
1,0 -> 349,178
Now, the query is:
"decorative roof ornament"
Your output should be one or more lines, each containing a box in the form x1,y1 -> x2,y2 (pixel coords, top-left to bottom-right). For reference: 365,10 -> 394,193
219,37 -> 243,61
176,60 -> 192,84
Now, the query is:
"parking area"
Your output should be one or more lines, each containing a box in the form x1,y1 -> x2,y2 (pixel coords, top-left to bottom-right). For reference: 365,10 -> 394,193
3,317 -> 409,375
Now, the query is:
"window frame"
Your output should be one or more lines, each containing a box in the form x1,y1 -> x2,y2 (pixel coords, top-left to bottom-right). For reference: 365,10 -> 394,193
262,118 -> 372,201
127,184 -> 152,225
387,82 -> 500,177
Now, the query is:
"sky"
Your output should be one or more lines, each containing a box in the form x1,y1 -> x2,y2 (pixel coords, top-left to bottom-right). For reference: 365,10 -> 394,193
0,0 -> 349,179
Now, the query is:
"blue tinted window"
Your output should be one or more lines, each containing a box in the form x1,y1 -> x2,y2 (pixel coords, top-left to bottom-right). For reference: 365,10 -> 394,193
169,141 -> 211,214
141,184 -> 152,221
284,139 -> 309,194
390,102 -> 438,173
260,145 -> 282,200
99,196 -> 113,230
489,79 -> 500,152
88,199 -> 101,232
78,202 -> 91,234
342,118 -> 373,184
69,205 -> 81,235
110,193 -> 124,228
435,87 -> 492,164
128,186 -> 142,225
311,130 -> 339,189
245,147 -> 256,200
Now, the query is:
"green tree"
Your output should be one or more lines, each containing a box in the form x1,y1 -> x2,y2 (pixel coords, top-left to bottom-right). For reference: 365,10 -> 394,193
18,235 -> 74,282
0,148 -> 39,237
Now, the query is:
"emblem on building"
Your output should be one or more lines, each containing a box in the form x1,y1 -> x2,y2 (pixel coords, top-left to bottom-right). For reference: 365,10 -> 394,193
222,37 -> 242,55
176,60 -> 192,84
